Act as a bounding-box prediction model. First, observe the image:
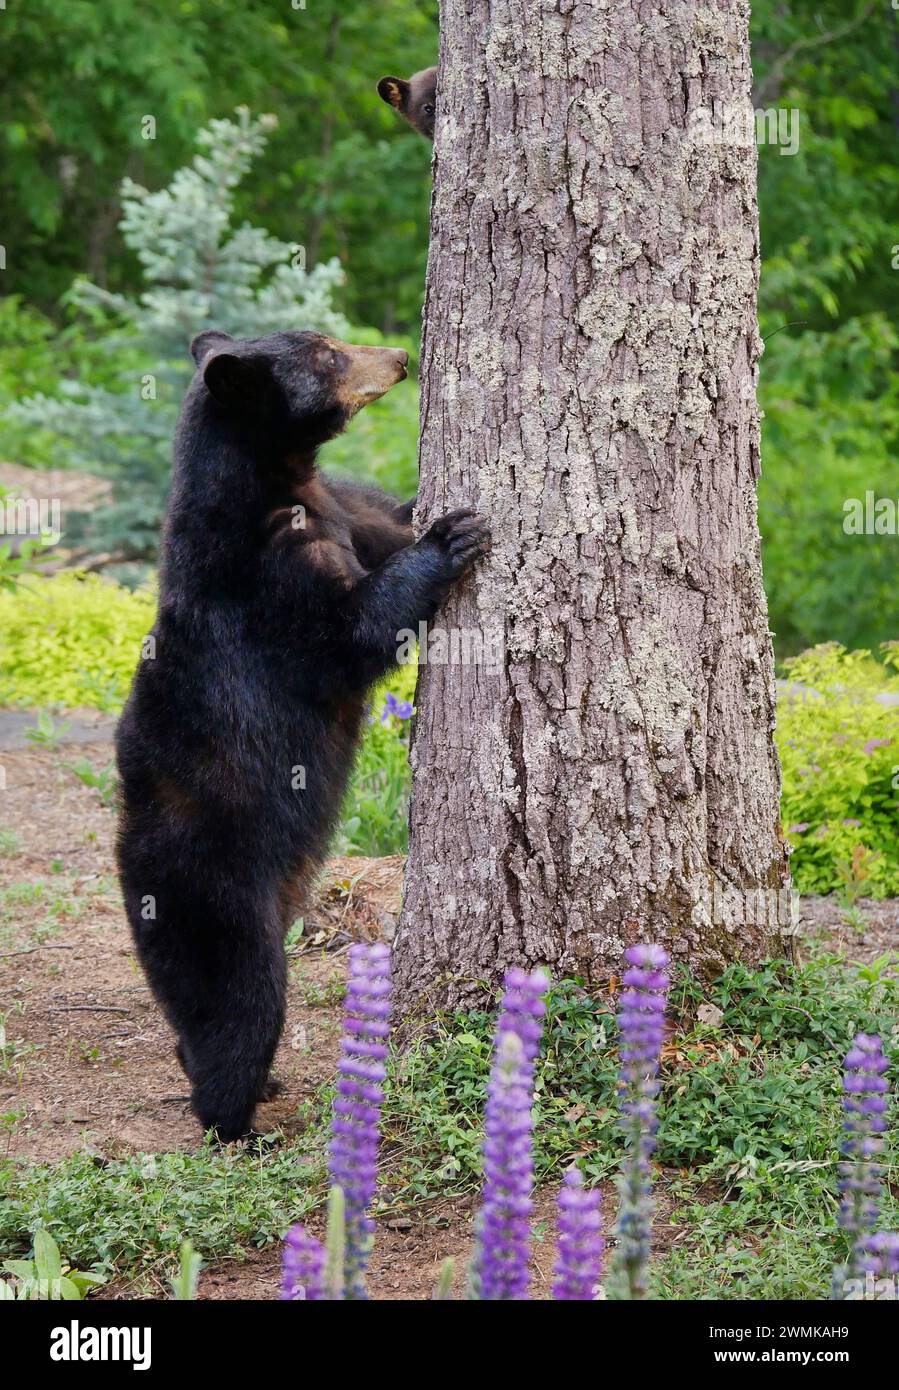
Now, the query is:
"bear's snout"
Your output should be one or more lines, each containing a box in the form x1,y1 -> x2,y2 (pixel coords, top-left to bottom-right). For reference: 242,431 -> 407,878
332,341 -> 409,414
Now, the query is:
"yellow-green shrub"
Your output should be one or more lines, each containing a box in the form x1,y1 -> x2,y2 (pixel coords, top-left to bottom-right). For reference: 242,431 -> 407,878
777,644 -> 899,897
0,573 -> 155,711
5,578 -> 897,895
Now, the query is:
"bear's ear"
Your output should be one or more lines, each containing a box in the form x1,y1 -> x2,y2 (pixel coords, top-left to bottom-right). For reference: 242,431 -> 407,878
201,352 -> 268,407
378,76 -> 410,112
190,329 -> 234,365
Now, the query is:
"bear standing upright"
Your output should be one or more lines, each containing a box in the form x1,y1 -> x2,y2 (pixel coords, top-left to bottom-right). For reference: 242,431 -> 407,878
115,329 -> 489,1140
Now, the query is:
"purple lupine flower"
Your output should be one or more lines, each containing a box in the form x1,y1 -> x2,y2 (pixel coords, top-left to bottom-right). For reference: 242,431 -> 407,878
496,967 -> 549,1067
553,1166 -> 603,1301
859,1232 -> 899,1278
328,941 -> 391,1300
837,1032 -> 889,1277
476,1031 -> 535,1300
614,943 -> 670,1299
281,1225 -> 327,1301
473,968 -> 548,1300
380,692 -> 414,723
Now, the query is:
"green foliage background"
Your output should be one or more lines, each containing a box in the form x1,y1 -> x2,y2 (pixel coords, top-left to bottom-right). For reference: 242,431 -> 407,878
751,1 -> 899,654
0,0 -> 437,330
1,0 -> 897,652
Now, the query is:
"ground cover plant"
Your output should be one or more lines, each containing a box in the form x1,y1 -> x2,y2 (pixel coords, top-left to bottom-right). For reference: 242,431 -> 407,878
1,944 -> 895,1299
280,944 -> 897,1301
0,573 -> 155,710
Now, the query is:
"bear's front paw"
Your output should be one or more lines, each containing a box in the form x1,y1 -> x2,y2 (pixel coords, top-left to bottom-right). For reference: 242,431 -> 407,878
423,509 -> 491,578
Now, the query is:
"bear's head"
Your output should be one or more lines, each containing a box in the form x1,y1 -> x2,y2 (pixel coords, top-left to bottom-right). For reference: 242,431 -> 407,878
188,330 -> 408,450
377,66 -> 438,140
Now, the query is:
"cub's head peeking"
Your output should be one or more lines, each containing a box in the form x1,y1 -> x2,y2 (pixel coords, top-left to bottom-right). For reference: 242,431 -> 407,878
377,66 -> 438,140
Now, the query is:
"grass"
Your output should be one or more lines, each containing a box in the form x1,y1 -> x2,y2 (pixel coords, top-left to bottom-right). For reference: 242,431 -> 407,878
0,828 -> 20,859
0,947 -> 896,1296
0,874 -> 113,951
0,1009 -> 38,1084
296,972 -> 346,1008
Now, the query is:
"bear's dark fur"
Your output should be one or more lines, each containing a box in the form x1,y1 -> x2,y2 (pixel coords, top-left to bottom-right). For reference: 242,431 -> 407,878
377,67 -> 438,140
115,329 -> 489,1140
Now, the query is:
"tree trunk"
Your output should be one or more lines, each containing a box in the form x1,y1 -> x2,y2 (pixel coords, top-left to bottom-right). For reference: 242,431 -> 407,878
394,0 -> 791,1012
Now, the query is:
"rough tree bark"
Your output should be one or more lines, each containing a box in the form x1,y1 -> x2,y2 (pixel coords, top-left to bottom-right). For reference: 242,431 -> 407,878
394,0 -> 791,1011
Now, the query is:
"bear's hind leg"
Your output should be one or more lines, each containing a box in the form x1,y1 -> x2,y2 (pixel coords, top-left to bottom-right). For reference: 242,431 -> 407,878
176,1037 -> 280,1105
190,953 -> 286,1141
157,914 -> 287,1143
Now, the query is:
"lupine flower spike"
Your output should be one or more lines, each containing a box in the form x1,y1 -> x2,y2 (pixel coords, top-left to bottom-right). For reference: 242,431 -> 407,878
613,943 -> 670,1300
328,941 -> 391,1300
832,1032 -> 890,1296
497,967 -> 549,1069
281,1225 -> 327,1301
553,1166 -> 603,1300
860,1233 -> 899,1280
472,968 -> 548,1300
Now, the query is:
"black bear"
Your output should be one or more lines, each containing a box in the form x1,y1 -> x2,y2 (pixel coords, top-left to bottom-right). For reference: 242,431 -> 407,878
115,329 -> 489,1140
377,66 -> 438,140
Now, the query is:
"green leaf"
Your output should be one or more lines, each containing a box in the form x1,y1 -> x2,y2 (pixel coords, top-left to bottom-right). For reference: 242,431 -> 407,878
171,1240 -> 201,1301
68,1272 -> 107,1293
33,1230 -> 63,1282
432,1258 -> 455,1300
324,1186 -> 346,1301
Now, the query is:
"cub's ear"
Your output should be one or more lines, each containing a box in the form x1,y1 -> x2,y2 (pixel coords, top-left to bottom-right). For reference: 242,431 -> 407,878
378,76 -> 410,112
190,329 -> 234,365
201,352 -> 268,407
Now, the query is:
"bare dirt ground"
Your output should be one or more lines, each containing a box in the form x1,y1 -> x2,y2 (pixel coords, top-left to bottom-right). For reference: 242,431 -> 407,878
1,729 -> 896,1299
0,738 -> 427,1297
0,462 -> 112,514
0,742 -> 402,1166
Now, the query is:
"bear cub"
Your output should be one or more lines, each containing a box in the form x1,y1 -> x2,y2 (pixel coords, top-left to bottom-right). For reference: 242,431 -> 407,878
115,329 -> 489,1140
378,66 -> 438,140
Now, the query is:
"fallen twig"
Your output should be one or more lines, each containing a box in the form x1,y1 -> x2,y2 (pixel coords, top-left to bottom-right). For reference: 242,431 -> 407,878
0,944 -> 75,957
47,1005 -> 130,1014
